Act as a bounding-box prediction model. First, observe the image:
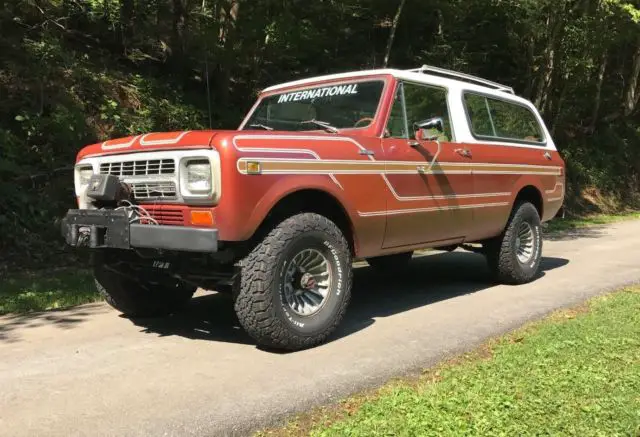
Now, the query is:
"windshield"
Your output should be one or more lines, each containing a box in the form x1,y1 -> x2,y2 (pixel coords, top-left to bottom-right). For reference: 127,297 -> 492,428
243,80 -> 385,132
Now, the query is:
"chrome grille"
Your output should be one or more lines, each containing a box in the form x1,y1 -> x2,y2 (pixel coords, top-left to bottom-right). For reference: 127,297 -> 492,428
130,182 -> 177,200
99,159 -> 175,177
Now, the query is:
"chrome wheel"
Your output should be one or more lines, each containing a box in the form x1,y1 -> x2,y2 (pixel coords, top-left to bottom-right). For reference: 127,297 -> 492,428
283,248 -> 332,317
515,222 -> 535,264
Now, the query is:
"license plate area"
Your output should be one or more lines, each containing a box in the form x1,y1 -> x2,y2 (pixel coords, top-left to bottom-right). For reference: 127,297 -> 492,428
63,209 -> 130,249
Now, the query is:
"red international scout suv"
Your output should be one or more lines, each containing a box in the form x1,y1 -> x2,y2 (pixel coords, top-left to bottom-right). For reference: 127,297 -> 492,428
61,65 -> 565,350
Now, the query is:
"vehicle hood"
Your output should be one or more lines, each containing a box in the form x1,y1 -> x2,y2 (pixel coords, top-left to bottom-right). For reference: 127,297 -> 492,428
76,130 -> 236,162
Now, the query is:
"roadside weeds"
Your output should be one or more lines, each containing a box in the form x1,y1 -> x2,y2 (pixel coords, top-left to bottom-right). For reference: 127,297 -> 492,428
544,211 -> 640,233
257,288 -> 640,437
0,268 -> 98,315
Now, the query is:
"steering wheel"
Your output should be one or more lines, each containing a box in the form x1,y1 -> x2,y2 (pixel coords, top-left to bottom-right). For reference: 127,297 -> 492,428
354,117 -> 374,128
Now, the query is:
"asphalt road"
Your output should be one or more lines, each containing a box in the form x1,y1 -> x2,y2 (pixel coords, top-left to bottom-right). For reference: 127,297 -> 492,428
2,220 -> 640,437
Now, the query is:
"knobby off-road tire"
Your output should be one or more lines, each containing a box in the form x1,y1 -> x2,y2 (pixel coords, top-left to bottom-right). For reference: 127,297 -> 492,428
366,251 -> 413,271
234,213 -> 353,351
485,201 -> 543,285
94,263 -> 196,317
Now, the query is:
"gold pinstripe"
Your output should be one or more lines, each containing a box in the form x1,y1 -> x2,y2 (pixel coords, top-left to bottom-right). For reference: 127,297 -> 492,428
236,158 -> 562,176
232,135 -> 563,217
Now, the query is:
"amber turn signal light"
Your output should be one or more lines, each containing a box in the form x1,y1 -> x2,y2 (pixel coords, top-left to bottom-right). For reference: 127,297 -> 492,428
190,210 -> 214,227
246,161 -> 261,174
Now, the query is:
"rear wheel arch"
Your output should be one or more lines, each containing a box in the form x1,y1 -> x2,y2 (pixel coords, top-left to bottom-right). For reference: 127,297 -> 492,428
513,185 -> 543,219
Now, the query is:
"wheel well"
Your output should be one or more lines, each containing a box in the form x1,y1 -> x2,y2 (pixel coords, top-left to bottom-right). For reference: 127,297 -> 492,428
515,185 -> 543,218
258,189 -> 356,255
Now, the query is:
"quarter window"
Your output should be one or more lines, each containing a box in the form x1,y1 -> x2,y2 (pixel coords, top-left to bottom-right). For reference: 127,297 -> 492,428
464,92 -> 545,144
385,85 -> 408,138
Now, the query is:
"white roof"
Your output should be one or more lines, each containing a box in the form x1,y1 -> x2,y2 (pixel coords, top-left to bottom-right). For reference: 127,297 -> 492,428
262,67 -> 533,106
258,66 -> 554,150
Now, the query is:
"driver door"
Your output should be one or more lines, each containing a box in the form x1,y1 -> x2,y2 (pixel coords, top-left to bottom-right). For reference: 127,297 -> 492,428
381,81 -> 474,249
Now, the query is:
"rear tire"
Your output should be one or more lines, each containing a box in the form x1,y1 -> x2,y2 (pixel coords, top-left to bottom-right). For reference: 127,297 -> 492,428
485,201 -> 543,284
367,251 -> 413,270
94,263 -> 196,317
233,213 -> 352,351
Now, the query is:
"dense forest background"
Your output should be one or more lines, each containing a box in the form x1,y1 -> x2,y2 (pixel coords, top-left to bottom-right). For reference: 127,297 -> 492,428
1,0 -> 639,269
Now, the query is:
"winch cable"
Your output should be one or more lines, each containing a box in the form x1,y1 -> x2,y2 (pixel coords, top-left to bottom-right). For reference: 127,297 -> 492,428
115,200 -> 159,226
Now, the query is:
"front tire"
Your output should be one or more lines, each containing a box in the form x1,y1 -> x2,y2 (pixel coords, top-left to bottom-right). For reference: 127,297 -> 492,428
234,213 -> 352,351
485,201 -> 543,284
94,263 -> 196,317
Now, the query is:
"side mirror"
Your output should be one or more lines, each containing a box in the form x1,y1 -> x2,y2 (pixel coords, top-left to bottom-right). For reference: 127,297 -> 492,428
414,117 -> 444,141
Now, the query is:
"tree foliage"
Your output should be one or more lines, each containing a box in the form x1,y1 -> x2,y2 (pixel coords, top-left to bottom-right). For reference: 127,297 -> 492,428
1,0 -> 640,268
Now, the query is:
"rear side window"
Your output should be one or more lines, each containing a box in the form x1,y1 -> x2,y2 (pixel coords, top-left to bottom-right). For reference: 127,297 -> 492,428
463,92 -> 545,144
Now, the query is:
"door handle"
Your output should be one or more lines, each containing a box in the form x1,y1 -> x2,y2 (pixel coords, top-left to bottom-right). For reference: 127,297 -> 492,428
359,149 -> 375,156
455,148 -> 472,158
543,151 -> 552,160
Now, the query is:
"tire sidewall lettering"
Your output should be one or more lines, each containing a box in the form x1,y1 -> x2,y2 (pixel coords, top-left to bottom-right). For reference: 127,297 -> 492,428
323,240 -> 343,297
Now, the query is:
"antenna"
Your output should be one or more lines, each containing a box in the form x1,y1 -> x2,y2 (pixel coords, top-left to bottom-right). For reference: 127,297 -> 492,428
203,0 -> 213,129
408,64 -> 515,94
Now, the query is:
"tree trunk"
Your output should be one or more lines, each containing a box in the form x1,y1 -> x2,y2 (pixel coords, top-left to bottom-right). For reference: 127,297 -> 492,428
534,10 -> 565,115
119,0 -> 134,52
589,50 -> 608,130
383,0 -> 406,68
172,0 -> 186,58
551,75 -> 570,136
623,37 -> 640,117
102,0 -> 110,21
216,0 -> 240,106
524,32 -> 537,99
218,0 -> 239,45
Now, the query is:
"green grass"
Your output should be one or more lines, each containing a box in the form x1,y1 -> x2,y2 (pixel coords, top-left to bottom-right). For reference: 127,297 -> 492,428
263,289 -> 640,437
545,211 -> 640,233
0,268 -> 100,315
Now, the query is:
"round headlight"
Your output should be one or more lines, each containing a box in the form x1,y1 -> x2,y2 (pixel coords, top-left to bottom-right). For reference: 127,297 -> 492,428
185,160 -> 212,194
77,166 -> 94,186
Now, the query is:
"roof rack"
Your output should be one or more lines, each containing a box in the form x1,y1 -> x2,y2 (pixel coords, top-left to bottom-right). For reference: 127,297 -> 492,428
407,64 -> 515,94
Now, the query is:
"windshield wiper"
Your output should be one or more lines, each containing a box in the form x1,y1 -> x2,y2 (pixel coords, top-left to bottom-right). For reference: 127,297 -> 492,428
248,123 -> 274,131
299,119 -> 339,133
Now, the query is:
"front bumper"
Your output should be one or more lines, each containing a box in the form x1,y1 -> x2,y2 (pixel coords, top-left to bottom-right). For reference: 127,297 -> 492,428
61,209 -> 218,253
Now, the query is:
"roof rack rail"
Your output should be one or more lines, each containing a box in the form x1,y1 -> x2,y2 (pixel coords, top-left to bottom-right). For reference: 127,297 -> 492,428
407,64 -> 515,94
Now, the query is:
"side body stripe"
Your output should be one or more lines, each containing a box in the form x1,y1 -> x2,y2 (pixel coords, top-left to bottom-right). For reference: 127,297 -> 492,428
232,135 -> 563,217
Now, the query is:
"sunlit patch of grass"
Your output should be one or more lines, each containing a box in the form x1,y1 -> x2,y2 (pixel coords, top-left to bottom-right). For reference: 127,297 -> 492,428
0,269 -> 100,314
545,211 -> 640,233
260,288 -> 640,437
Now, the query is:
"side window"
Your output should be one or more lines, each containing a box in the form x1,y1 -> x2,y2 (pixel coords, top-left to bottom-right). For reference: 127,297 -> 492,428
403,82 -> 452,142
464,93 -> 495,136
489,99 -> 544,143
464,93 -> 545,144
384,82 -> 452,141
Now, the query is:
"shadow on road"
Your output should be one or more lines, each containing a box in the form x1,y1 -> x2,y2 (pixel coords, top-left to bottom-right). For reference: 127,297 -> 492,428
130,252 -> 569,349
0,303 -> 108,343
